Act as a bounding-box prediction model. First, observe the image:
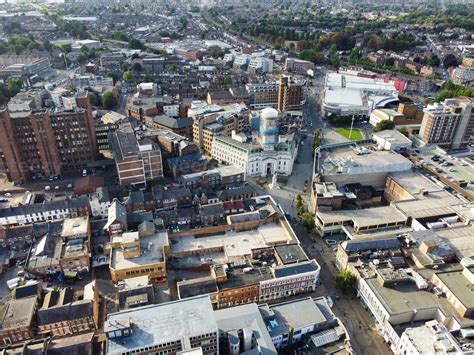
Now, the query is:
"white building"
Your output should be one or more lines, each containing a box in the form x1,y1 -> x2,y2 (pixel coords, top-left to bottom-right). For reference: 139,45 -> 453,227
322,71 -> 399,118
212,108 -> 298,177
259,260 -> 320,302
396,320 -> 466,355
88,187 -> 111,218
259,297 -> 335,350
233,54 -> 251,70
372,130 -> 412,151
451,65 -> 474,87
0,197 -> 90,226
248,57 -> 274,74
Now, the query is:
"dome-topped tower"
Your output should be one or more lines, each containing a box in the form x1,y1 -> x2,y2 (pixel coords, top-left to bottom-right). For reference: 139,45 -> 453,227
259,108 -> 279,149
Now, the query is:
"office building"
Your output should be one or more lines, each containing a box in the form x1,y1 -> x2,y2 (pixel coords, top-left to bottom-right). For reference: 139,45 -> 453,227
109,230 -> 169,282
248,57 -> 274,74
245,82 -> 279,110
105,295 -> 219,355
109,126 -> 163,187
0,95 -> 98,182
95,111 -> 124,151
284,58 -> 315,74
214,303 -> 277,355
191,102 -> 249,156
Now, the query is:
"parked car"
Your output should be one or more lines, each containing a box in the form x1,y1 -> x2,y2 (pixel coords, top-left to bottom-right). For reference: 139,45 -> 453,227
45,186 -> 51,191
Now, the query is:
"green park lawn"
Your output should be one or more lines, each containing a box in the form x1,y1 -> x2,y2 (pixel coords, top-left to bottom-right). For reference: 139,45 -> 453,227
334,128 -> 364,141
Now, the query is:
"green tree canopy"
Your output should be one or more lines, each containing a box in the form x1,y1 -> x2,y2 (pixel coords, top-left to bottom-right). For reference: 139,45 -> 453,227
7,80 -> 21,98
302,212 -> 315,232
132,62 -> 143,72
102,92 -> 117,110
398,127 -> 409,137
107,72 -> 118,84
336,269 -> 357,295
373,120 -> 395,132
128,38 -> 146,50
123,70 -> 134,83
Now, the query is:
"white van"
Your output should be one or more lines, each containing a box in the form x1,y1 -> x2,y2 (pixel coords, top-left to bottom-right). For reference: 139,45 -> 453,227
82,169 -> 88,177
6,277 -> 20,290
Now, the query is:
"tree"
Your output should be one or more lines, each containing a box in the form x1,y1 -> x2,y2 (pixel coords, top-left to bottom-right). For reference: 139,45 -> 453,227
61,44 -> 72,53
336,269 -> 357,295
123,70 -> 134,83
302,212 -> 315,232
373,120 -> 395,132
7,80 -> 21,97
223,76 -> 233,85
107,72 -> 118,84
384,57 -> 395,67
443,53 -> 458,69
128,38 -> 145,50
210,49 -> 224,59
132,62 -> 143,72
313,129 -> 321,152
398,127 -> 409,137
102,92 -> 117,110
43,40 -> 53,53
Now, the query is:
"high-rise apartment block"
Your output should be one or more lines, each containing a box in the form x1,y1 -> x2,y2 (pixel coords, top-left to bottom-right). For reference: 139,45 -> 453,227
0,93 -> 98,182
245,76 -> 304,112
277,76 -> 303,112
419,98 -> 474,150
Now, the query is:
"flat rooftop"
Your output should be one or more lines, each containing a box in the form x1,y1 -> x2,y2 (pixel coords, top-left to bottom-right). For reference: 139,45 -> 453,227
61,216 -> 89,238
323,72 -> 398,109
317,205 -> 407,228
105,295 -> 217,354
177,276 -> 218,299
365,277 -> 440,316
389,171 -> 443,196
170,222 -> 293,259
435,270 -> 474,311
274,260 -> 319,278
219,266 -> 273,290
214,303 -> 276,355
319,145 -> 412,176
0,297 -> 37,330
274,244 -> 308,265
326,73 -> 397,92
394,190 -> 460,220
435,226 -> 474,259
263,297 -> 329,338
111,231 -> 168,270
364,277 -> 474,328
110,129 -> 139,162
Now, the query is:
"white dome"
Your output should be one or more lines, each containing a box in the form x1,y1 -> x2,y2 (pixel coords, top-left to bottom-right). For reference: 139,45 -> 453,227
261,107 -> 278,120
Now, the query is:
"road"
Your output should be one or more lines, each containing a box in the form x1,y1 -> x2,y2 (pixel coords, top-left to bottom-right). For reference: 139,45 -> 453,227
117,93 -> 129,115
257,87 -> 389,354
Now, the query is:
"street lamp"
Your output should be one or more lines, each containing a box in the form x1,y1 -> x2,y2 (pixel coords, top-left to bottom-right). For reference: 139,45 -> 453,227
349,115 -> 355,140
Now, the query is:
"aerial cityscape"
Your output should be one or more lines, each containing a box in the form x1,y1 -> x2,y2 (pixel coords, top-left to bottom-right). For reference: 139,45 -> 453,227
0,0 -> 473,354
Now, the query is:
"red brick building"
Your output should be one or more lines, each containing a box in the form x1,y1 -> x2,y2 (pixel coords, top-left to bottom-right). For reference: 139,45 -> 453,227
0,96 -> 98,182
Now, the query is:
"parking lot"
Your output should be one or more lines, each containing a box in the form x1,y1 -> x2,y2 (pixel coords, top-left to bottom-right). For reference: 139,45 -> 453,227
415,147 -> 474,197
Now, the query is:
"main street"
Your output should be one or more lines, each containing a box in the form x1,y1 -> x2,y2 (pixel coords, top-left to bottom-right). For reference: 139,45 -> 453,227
252,86 -> 390,354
